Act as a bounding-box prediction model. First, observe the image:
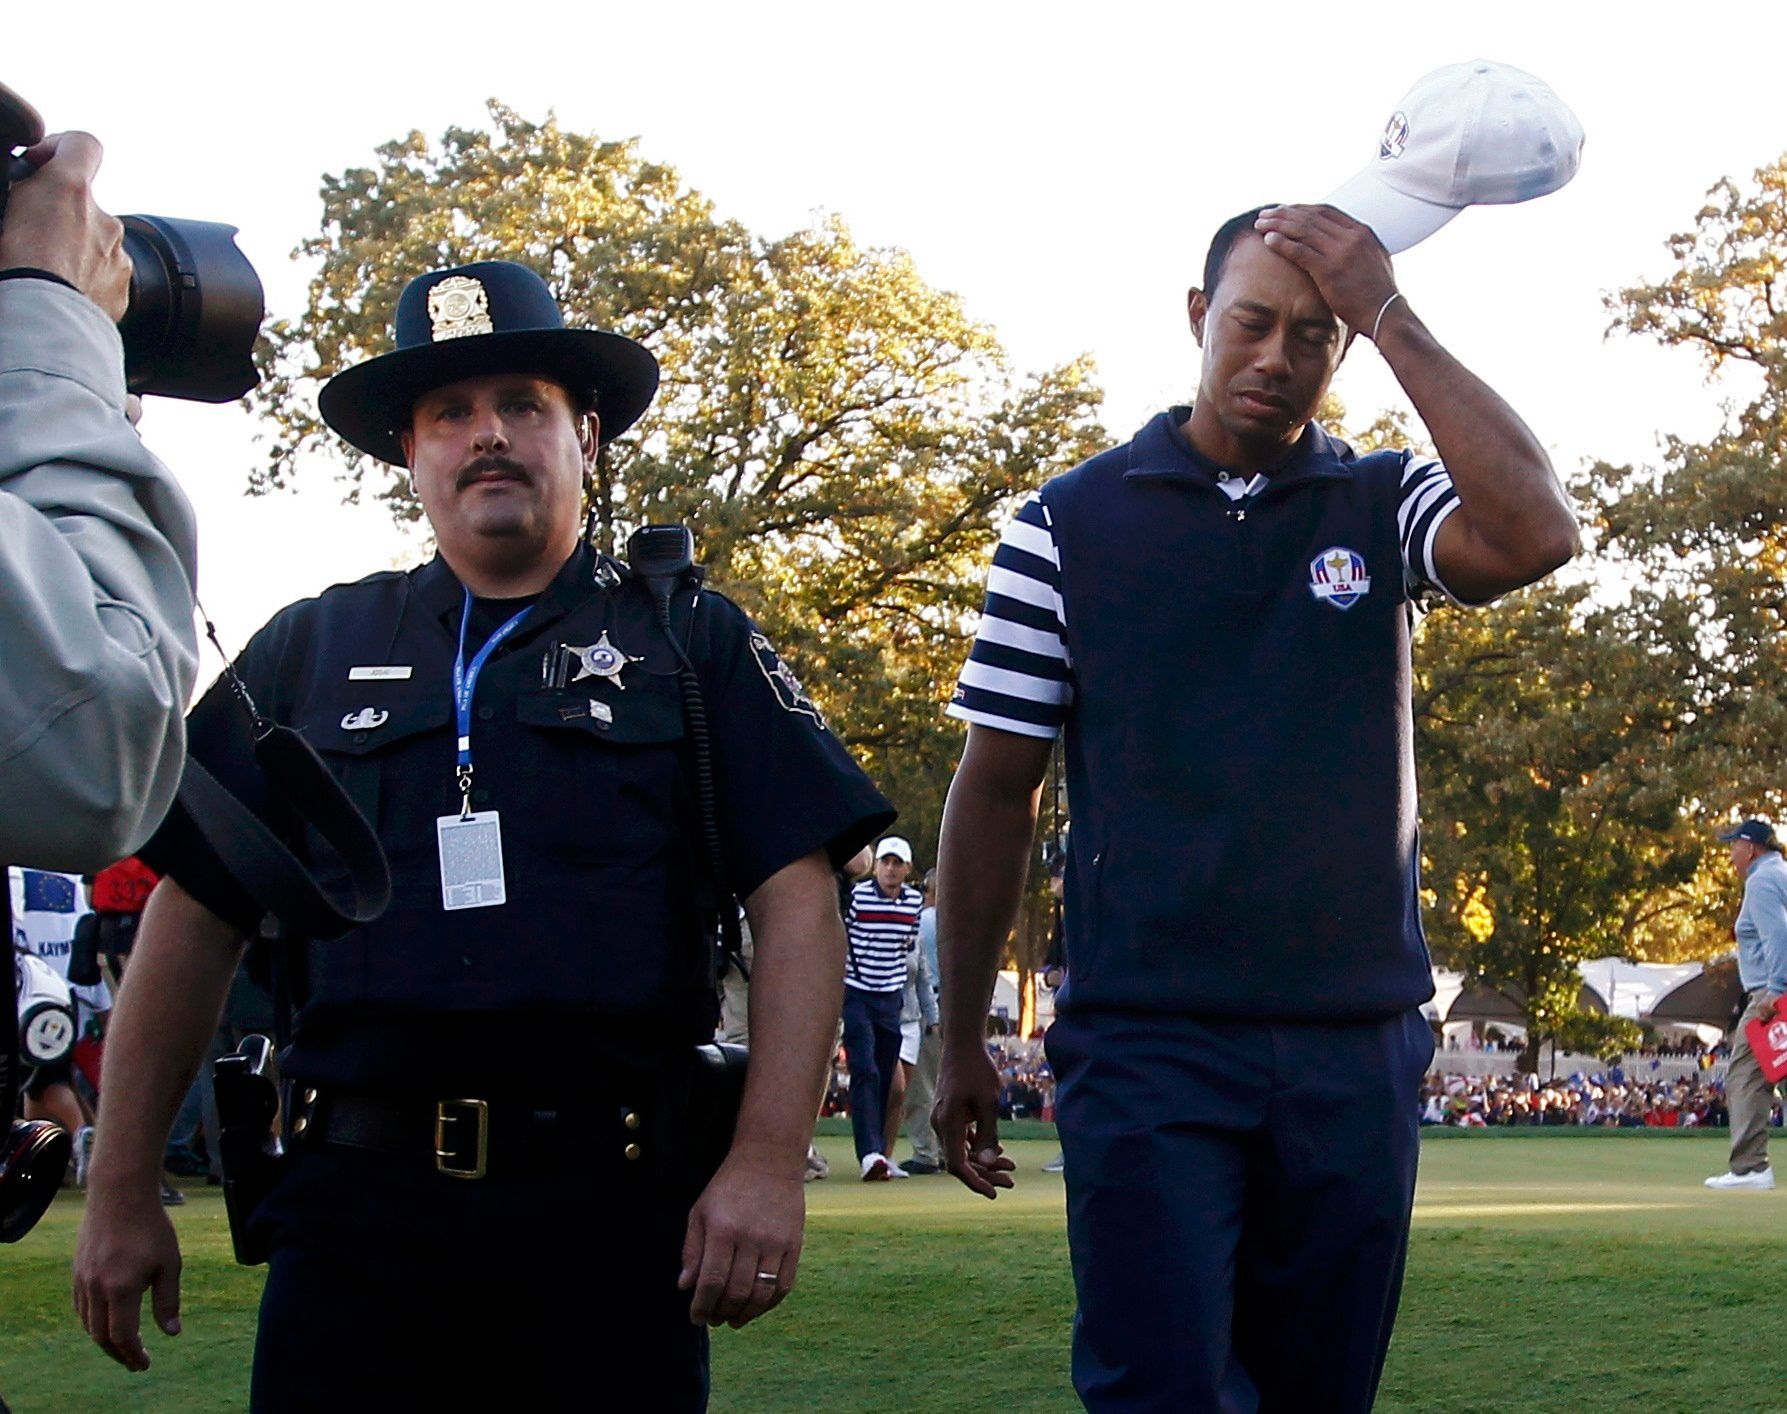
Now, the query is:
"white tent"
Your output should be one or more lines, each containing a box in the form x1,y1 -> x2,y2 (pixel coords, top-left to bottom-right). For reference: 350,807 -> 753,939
1428,958 -> 1723,1048
990,969 -> 1056,1035
991,970 -> 1021,1022
1576,956 -> 1704,1020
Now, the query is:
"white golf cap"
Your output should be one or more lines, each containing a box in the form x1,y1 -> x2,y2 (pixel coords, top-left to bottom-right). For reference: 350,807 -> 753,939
1327,59 -> 1585,254
876,836 -> 914,864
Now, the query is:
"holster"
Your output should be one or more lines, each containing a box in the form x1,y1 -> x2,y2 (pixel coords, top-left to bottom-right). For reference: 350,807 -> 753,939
212,1034 -> 287,1266
670,1041 -> 748,1196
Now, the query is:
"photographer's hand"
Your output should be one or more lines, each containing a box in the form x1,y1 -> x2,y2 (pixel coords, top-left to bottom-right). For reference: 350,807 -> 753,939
0,131 -> 129,321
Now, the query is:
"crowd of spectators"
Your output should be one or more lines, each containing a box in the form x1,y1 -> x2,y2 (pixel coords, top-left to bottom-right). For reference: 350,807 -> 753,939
1419,1071 -> 1767,1129
823,1033 -> 1058,1122
987,1035 -> 1054,1120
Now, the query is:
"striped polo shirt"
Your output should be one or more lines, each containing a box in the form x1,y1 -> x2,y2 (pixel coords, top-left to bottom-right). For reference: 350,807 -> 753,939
844,879 -> 924,993
948,441 -> 1468,739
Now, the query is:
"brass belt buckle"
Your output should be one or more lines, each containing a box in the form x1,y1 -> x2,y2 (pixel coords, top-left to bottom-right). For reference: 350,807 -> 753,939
434,1098 -> 489,1179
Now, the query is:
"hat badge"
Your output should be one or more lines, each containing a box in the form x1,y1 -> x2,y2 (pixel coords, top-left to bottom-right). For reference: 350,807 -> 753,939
1379,110 -> 1409,161
427,275 -> 494,342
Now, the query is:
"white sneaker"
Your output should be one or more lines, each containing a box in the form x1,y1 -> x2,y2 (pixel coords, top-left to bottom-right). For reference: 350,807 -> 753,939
803,1145 -> 829,1182
1041,1150 -> 1065,1174
860,1152 -> 891,1181
886,1161 -> 910,1179
1705,1168 -> 1776,1190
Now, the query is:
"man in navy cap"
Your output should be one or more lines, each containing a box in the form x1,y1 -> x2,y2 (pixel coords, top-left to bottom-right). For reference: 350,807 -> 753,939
1707,817 -> 1787,1190
933,202 -> 1579,1410
74,260 -> 893,1409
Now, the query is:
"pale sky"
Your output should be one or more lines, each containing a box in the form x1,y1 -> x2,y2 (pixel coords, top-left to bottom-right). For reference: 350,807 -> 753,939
21,1 -> 1783,675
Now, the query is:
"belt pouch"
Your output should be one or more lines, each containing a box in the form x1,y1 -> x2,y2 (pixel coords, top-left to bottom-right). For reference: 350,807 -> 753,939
213,1035 -> 287,1266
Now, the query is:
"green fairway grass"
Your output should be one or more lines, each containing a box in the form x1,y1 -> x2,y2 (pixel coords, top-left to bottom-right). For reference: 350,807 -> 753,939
4,1134 -> 1785,1412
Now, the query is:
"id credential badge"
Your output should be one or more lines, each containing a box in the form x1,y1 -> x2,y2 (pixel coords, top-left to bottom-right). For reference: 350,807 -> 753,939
437,810 -> 507,910
441,587 -> 534,912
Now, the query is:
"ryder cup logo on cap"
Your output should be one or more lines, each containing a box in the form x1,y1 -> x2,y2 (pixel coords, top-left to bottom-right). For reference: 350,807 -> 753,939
1309,547 -> 1371,610
1379,111 -> 1410,161
1327,59 -> 1585,254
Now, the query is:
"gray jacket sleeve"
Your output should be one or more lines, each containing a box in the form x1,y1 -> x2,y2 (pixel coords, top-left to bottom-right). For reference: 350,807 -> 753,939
1749,866 -> 1787,996
917,912 -> 940,1028
0,277 -> 199,870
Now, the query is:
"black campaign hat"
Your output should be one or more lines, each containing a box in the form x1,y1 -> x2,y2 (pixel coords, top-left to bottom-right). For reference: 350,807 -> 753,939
317,260 -> 659,466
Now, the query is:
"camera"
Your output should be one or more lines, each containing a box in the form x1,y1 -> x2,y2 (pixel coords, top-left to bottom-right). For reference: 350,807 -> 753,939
0,81 -> 264,403
2,947 -> 75,1244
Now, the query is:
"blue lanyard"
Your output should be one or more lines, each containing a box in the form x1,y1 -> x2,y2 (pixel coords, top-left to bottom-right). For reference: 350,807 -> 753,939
452,587 -> 532,815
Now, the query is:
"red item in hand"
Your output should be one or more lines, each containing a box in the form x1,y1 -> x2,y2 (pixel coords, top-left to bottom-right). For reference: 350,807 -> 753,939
90,857 -> 159,915
72,1036 -> 105,1093
1744,1001 -> 1787,1084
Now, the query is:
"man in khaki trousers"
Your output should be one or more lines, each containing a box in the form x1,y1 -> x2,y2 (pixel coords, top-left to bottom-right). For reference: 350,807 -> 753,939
1707,818 -> 1787,1190
898,871 -> 944,1173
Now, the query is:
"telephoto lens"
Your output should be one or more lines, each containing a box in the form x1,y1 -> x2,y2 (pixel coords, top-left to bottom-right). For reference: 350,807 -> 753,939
0,79 -> 266,403
117,214 -> 265,402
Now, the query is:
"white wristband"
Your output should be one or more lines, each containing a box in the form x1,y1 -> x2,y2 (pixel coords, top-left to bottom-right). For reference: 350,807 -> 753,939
1371,291 -> 1405,345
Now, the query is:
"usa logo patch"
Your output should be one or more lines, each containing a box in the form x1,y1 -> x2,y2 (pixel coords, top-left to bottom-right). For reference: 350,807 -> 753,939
1309,547 -> 1371,610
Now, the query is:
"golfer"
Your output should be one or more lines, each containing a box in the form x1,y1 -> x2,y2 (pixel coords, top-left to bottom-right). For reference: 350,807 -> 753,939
1706,818 -> 1787,1191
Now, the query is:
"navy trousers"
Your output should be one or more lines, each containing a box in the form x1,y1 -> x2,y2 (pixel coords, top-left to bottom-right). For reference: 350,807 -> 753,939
1047,1008 -> 1433,1413
249,1144 -> 708,1410
841,984 -> 904,1160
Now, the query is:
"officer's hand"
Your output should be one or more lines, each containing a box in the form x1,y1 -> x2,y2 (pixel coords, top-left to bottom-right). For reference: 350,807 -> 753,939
1251,204 -> 1399,339
0,132 -> 131,322
678,1142 -> 804,1329
933,1041 -> 1015,1200
72,1184 -> 183,1372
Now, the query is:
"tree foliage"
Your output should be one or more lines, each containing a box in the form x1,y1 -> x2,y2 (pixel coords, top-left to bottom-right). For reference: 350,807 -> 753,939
1413,156 -> 1787,1051
1591,154 -> 1787,811
1414,583 -> 1713,1055
251,104 -> 1108,855
1552,1011 -> 1643,1066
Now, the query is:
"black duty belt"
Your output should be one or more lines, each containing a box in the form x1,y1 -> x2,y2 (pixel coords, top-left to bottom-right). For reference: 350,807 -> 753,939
289,1087 -> 652,1180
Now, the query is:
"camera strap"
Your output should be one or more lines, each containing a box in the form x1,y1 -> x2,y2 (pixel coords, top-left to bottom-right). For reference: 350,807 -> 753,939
172,609 -> 391,940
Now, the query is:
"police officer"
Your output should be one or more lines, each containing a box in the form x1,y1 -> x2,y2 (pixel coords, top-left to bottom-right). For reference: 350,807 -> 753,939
934,203 -> 1579,1410
73,261 -> 892,1409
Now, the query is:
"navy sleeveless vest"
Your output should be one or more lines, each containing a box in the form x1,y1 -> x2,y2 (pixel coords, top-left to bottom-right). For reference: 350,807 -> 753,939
1046,413 -> 1434,1021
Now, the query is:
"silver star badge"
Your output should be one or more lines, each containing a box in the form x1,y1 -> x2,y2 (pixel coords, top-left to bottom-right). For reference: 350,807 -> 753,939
567,632 -> 643,688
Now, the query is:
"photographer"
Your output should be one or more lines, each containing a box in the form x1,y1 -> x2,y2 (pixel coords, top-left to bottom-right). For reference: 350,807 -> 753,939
0,131 -> 198,870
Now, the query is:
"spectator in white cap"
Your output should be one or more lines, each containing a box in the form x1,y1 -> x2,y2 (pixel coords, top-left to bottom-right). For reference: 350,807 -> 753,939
841,835 -> 924,1179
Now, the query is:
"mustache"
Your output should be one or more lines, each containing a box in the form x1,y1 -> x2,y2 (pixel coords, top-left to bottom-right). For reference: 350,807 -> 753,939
455,455 -> 531,489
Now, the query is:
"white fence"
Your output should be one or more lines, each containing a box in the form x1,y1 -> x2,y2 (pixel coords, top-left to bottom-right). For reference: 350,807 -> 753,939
1428,1048 -> 1720,1083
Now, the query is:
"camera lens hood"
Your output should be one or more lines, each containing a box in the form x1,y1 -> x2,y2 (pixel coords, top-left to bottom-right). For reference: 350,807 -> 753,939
0,1119 -> 72,1244
118,214 -> 265,403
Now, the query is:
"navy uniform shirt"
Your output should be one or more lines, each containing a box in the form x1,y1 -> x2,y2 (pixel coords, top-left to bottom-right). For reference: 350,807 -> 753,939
147,545 -> 893,1093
